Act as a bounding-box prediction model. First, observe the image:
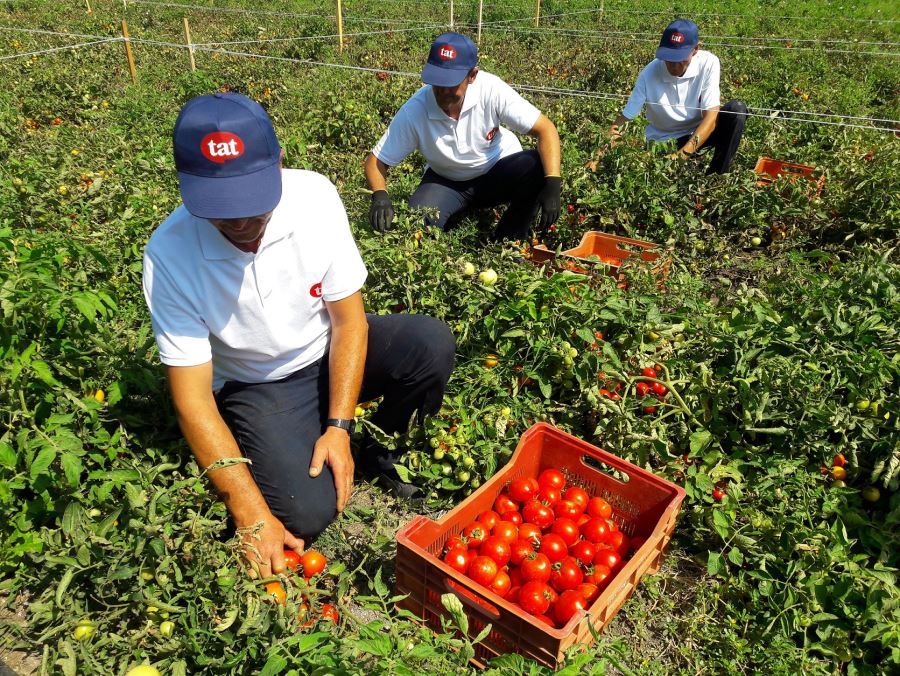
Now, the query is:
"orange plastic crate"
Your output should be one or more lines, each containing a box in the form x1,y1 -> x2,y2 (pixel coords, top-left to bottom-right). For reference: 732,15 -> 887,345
395,423 -> 686,670
529,232 -> 670,284
754,156 -> 824,195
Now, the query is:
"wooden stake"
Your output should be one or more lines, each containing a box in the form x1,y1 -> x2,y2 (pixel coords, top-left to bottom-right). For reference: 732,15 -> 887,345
336,0 -> 344,53
599,0 -> 604,27
477,0 -> 483,44
121,19 -> 137,84
449,0 -> 454,29
534,0 -> 541,27
85,0 -> 93,15
183,16 -> 196,71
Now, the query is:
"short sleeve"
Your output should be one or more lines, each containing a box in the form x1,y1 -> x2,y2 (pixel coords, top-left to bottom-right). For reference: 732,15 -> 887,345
699,54 -> 722,110
492,77 -> 541,134
372,104 -> 419,167
318,182 -> 368,302
142,248 -> 212,367
622,69 -> 647,120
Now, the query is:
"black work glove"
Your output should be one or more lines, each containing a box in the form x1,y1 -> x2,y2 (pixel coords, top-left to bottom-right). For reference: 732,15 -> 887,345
537,176 -> 562,232
369,190 -> 394,232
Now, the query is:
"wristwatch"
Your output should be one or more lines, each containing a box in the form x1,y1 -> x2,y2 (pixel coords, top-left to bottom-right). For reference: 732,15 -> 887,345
326,418 -> 356,435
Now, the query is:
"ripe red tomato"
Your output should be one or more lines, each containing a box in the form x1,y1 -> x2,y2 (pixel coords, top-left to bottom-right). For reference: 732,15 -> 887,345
608,531 -> 630,556
551,518 -> 580,547
468,555 -> 499,587
537,487 -> 561,508
635,382 -> 650,397
554,499 -> 581,520
518,581 -> 553,616
594,548 -> 622,571
518,523 -> 542,547
712,488 -> 726,502
833,453 -> 846,468
533,613 -> 556,627
493,494 -> 519,515
507,586 -> 521,604
563,487 -> 589,513
554,590 -> 588,625
508,477 -> 539,503
538,468 -> 566,492
569,540 -> 597,567
520,552 -> 552,583
321,603 -> 339,624
480,536 -> 511,567
651,382 -> 668,397
586,563 -> 612,588
477,510 -> 500,531
509,566 -> 524,588
522,500 -> 554,529
606,519 -> 619,534
493,521 -> 519,545
283,549 -> 301,570
643,405 -> 658,414
510,539 -> 536,566
501,510 -> 523,526
576,513 -> 591,528
539,534 -> 568,562
549,556 -> 583,592
641,367 -> 657,378
586,497 -> 612,520
489,570 -> 511,598
445,535 -> 467,553
443,546 -> 470,573
462,522 -> 488,549
580,517 -> 610,545
301,551 -> 327,578
576,582 -> 600,604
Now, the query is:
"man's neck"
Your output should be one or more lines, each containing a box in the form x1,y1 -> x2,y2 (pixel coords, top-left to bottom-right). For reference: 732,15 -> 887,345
228,235 -> 263,253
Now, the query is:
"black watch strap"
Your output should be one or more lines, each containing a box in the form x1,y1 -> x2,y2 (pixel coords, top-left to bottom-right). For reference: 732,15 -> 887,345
326,418 -> 356,434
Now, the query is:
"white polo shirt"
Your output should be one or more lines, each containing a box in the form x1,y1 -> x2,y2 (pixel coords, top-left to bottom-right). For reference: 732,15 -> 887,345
372,71 -> 542,182
622,50 -> 722,141
142,169 -> 368,391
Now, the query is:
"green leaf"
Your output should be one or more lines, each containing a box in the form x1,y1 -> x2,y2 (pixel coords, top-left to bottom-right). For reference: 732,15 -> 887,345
707,551 -> 724,576
727,547 -> 744,566
689,430 -> 712,454
0,442 -> 16,469
500,329 -> 526,338
55,568 -> 75,606
259,653 -> 288,676
357,635 -> 393,657
30,447 -> 57,479
538,378 -> 552,399
61,453 -> 82,486
31,360 -> 61,387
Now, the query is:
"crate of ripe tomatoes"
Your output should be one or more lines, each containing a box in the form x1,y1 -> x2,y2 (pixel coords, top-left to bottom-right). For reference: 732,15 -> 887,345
395,423 -> 685,670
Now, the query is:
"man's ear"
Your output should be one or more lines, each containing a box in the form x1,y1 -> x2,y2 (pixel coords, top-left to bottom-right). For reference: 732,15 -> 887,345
280,148 -> 285,170
469,67 -> 479,83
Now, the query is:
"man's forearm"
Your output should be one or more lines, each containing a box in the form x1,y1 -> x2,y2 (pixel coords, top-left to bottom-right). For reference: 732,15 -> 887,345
683,108 -> 719,155
364,153 -> 389,193
328,317 -> 368,419
175,397 -> 270,527
536,128 -> 561,177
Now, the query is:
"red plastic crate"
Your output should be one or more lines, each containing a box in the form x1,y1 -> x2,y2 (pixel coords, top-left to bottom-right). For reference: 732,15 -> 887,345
754,156 -> 824,195
395,423 -> 686,670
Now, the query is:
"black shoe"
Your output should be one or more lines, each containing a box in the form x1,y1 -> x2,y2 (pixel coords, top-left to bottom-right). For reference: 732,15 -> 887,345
354,435 -> 422,499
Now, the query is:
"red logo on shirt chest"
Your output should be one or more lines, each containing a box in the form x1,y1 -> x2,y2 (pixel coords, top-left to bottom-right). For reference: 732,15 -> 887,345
486,126 -> 499,141
310,282 -> 323,298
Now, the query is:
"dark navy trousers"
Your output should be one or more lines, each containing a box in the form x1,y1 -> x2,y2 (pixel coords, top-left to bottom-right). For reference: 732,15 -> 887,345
409,149 -> 546,239
676,99 -> 748,174
215,313 -> 455,540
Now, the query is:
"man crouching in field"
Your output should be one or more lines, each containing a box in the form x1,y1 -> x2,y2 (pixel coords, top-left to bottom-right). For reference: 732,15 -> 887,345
142,93 -> 455,577
588,19 -> 748,175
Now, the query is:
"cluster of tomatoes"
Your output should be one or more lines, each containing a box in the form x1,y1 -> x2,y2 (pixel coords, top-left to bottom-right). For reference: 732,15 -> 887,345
441,469 -> 643,629
633,366 -> 668,414
266,550 -> 338,626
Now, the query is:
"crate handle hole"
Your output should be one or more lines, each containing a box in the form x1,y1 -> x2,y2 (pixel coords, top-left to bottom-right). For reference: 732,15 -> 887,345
581,455 -> 630,483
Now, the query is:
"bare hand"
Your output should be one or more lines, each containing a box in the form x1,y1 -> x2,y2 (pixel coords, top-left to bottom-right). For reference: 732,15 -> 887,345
237,510 -> 304,579
309,428 -> 355,512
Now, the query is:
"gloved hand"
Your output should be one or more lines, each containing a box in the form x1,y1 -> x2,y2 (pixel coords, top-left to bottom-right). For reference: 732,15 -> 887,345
537,176 -> 561,232
369,190 -> 394,232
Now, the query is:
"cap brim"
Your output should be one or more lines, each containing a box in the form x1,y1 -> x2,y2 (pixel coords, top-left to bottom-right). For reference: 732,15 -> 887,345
178,160 -> 282,219
656,45 -> 696,61
421,62 -> 469,87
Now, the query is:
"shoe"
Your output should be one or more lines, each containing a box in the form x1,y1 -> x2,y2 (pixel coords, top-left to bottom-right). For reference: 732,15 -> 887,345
354,435 -> 422,499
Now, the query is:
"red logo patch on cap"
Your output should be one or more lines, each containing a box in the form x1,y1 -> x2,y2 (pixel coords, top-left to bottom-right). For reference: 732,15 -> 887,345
200,131 -> 245,164
310,282 -> 323,298
670,32 -> 685,44
438,45 -> 457,60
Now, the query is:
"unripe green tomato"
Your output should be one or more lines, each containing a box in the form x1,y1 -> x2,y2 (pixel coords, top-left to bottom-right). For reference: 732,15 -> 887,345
430,437 -> 440,448
561,341 -> 571,351
462,456 -> 475,468
125,667 -> 162,676
456,470 -> 471,482
456,434 -> 468,445
441,463 -> 453,476
862,486 -> 880,502
831,480 -> 846,488
563,356 -> 574,368
469,477 -> 481,489
432,448 -> 445,461
855,399 -> 870,411
568,348 -> 578,358
88,508 -> 102,518
500,406 -> 511,417
159,620 -> 174,637
73,620 -> 95,641
141,569 -> 155,581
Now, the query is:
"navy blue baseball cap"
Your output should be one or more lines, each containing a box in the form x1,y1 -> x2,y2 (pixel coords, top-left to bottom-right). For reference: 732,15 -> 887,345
421,32 -> 478,87
656,19 -> 699,61
173,92 -> 282,219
